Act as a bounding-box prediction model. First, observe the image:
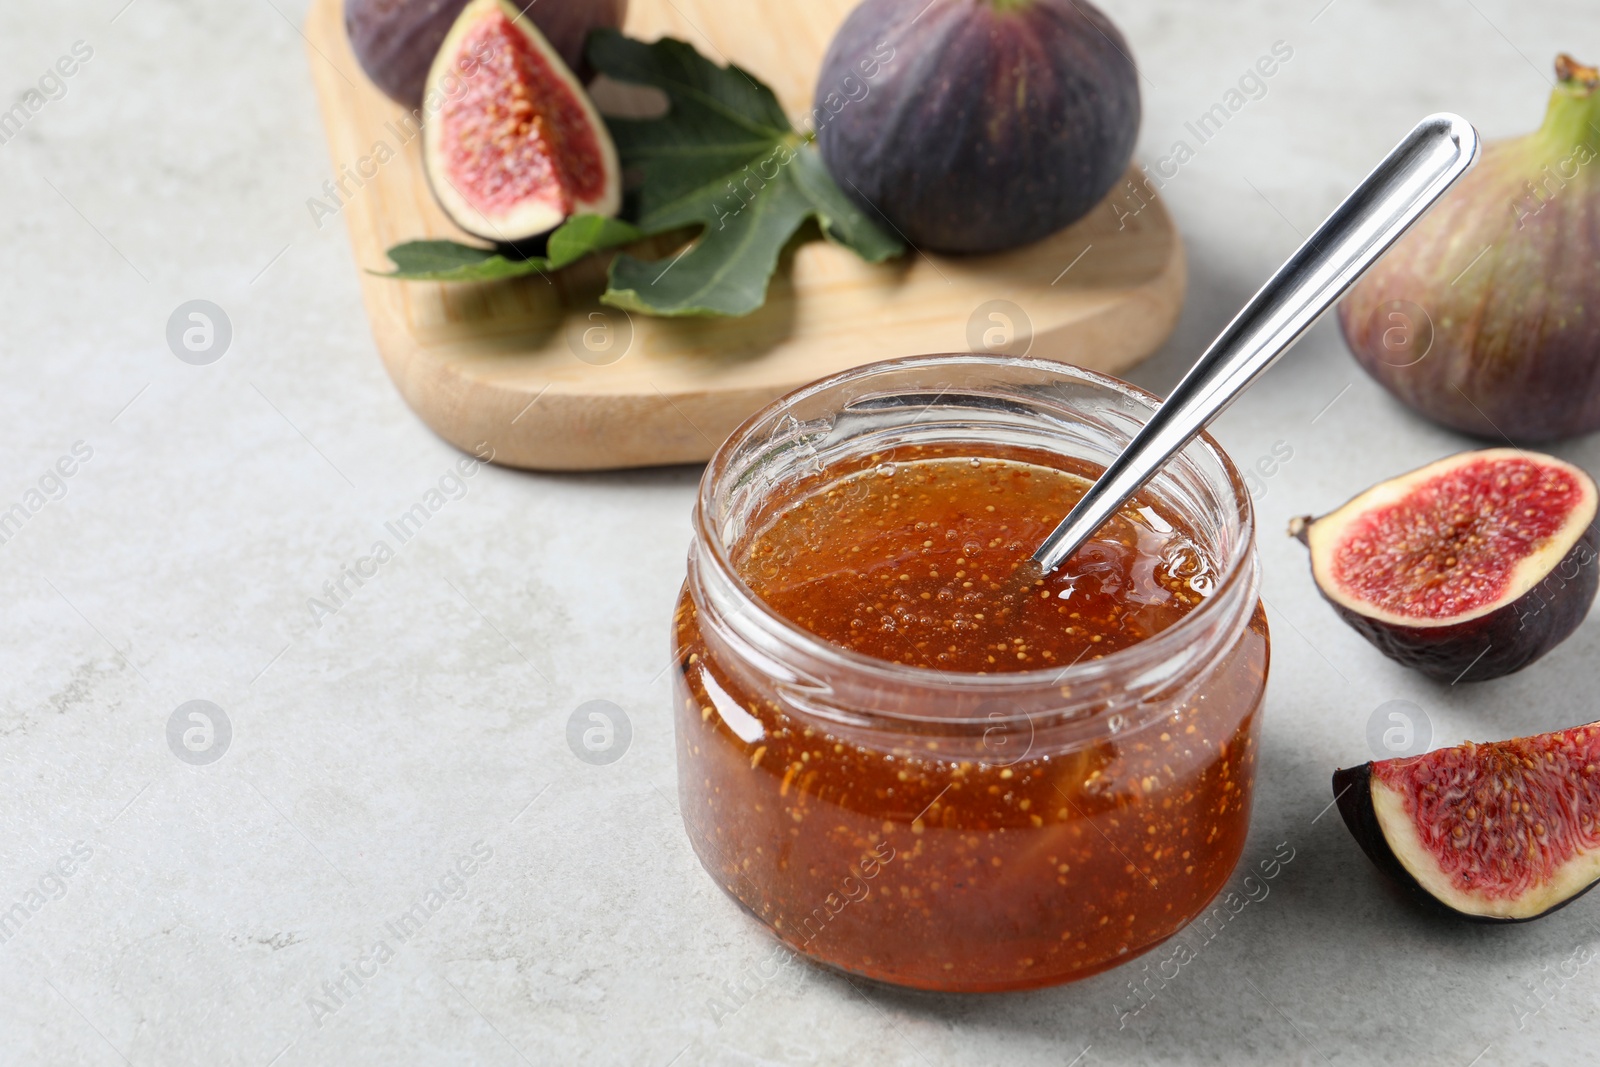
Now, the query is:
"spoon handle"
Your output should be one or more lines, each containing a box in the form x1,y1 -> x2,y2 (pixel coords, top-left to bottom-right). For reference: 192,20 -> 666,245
1032,113 -> 1481,575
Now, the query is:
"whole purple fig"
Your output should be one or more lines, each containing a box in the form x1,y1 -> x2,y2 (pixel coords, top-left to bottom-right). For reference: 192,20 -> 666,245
1338,55 -> 1600,443
813,0 -> 1140,254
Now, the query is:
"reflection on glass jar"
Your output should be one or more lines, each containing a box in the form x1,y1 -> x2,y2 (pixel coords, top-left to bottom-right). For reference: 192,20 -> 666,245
671,354 -> 1269,992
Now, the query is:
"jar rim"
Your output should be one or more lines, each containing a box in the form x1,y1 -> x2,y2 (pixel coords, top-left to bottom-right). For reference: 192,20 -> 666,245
692,353 -> 1259,704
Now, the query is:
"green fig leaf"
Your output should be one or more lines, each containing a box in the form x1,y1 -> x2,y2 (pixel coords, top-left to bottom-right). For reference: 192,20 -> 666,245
376,215 -> 642,281
587,31 -> 905,317
788,147 -> 904,264
604,176 -> 816,317
375,35 -> 903,316
546,215 -> 644,269
375,241 -> 545,282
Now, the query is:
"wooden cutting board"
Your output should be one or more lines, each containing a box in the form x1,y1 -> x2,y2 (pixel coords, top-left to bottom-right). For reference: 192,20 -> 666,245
304,0 -> 1185,471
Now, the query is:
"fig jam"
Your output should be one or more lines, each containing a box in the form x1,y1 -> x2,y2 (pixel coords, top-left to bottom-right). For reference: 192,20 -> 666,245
740,449 -> 1213,672
673,440 -> 1269,991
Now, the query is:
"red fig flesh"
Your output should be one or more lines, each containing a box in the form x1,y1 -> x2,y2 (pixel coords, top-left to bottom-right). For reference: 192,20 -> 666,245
1335,722 -> 1600,921
1294,449 -> 1599,682
1337,55 -> 1600,442
422,0 -> 621,243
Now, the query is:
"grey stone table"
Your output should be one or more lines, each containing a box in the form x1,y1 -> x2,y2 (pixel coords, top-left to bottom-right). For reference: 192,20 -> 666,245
1,1 -> 1593,1064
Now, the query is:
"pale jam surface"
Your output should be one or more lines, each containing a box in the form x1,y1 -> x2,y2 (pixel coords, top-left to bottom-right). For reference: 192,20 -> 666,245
1331,457 -> 1583,619
443,12 -> 607,215
673,443 -> 1269,990
1374,725 -> 1600,899
739,449 -> 1215,672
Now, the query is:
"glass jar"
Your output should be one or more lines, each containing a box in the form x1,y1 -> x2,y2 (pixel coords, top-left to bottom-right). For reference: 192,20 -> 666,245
670,354 -> 1269,992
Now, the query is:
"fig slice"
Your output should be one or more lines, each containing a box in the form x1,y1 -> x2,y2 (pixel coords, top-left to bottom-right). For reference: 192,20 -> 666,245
1334,722 -> 1600,921
1292,449 -> 1599,682
422,0 -> 621,246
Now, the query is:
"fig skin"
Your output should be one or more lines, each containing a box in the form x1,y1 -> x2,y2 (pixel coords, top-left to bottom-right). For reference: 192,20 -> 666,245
814,0 -> 1140,254
1331,762 -> 1600,924
1292,449 -> 1600,683
346,0 -> 626,108
1310,533 -> 1598,683
1337,55 -> 1600,443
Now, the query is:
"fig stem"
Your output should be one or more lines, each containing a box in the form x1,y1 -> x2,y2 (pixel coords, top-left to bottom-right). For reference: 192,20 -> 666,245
1539,55 -> 1600,157
1555,54 -> 1599,91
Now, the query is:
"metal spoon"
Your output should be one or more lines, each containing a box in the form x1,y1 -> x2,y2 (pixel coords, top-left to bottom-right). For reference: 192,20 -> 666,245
1031,113 -> 1481,576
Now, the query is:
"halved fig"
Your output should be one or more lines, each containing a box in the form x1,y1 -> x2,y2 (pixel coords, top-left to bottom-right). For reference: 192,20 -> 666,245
1335,722 -> 1600,921
422,0 -> 621,246
1291,449 -> 1599,682
345,0 -> 627,109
